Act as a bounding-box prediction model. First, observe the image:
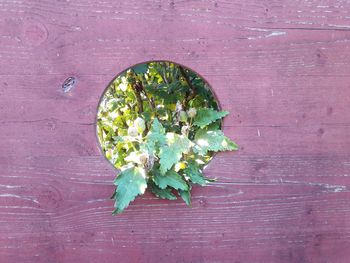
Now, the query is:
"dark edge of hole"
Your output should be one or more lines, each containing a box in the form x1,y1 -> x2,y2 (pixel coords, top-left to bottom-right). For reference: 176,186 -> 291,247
94,60 -> 226,173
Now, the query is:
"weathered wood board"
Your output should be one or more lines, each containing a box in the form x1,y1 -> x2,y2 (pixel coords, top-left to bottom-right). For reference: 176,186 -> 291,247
1,1 -> 350,262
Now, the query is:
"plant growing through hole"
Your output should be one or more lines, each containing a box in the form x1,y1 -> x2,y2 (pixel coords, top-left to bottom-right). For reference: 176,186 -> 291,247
97,62 -> 238,214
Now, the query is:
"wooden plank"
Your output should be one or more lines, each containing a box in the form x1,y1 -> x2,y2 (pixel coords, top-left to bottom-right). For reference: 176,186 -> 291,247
0,0 -> 350,262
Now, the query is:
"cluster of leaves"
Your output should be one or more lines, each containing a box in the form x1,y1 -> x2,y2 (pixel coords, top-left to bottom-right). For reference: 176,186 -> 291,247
97,61 -> 238,214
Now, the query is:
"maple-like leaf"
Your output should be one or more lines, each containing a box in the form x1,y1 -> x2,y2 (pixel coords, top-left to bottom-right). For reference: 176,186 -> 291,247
159,133 -> 192,174
149,181 -> 177,200
113,166 -> 147,214
97,62 -> 239,214
193,108 -> 229,128
194,129 -> 238,155
150,118 -> 165,134
153,169 -> 188,191
184,161 -> 207,186
145,118 -> 166,151
178,189 -> 191,206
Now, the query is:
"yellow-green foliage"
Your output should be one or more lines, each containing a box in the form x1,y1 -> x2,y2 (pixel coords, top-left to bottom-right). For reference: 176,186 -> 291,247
97,62 -> 238,214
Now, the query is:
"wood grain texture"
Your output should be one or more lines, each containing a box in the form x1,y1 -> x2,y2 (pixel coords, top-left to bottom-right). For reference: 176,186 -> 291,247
0,0 -> 350,262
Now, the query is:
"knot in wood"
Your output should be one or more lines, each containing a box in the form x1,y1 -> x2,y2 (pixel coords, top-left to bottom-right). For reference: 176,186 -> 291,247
62,77 -> 77,93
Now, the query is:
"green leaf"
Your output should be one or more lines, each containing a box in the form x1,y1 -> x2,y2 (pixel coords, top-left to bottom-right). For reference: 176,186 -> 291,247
132,63 -> 148,74
159,133 -> 192,174
150,118 -> 165,134
97,61 -> 240,213
193,108 -> 229,128
184,161 -> 207,186
145,118 -> 166,151
153,169 -> 188,191
113,167 -> 147,214
194,129 -> 238,155
149,181 -> 177,200
141,111 -> 152,122
179,190 -> 191,206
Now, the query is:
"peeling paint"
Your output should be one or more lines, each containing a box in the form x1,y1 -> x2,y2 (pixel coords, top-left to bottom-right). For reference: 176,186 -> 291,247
0,194 -> 39,204
266,31 -> 287,38
328,24 -> 350,29
323,184 -> 347,193
245,27 -> 287,40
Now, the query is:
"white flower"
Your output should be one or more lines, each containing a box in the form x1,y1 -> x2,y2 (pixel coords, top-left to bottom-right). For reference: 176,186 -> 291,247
134,117 -> 146,133
118,77 -> 128,91
125,151 -> 139,163
127,126 -> 138,137
124,151 -> 151,168
118,83 -> 127,91
187,107 -> 197,118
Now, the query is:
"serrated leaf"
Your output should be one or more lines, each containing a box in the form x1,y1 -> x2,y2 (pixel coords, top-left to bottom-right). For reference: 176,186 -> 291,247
150,118 -> 165,134
159,133 -> 192,174
194,129 -> 238,155
97,62 -> 240,213
149,181 -> 177,200
179,189 -> 191,206
184,161 -> 207,186
153,169 -> 188,190
193,108 -> 229,128
146,118 -> 166,151
110,191 -> 116,199
113,167 -> 147,214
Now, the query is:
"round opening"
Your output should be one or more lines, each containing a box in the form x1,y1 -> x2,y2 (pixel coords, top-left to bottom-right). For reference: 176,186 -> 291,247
96,61 -> 237,213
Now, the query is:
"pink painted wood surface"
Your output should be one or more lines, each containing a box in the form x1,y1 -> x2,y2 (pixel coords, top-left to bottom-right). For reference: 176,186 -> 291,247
1,1 -> 350,262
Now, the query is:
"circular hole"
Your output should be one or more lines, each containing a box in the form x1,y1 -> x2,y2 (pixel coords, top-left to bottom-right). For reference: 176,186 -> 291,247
97,61 -> 222,169
96,61 -> 237,212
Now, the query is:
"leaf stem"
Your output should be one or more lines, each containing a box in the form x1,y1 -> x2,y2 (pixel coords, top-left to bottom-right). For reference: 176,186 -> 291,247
178,66 -> 196,110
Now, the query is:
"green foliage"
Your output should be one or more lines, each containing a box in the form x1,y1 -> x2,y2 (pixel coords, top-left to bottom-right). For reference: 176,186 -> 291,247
97,61 -> 238,213
113,167 -> 147,214
149,181 -> 177,200
184,161 -> 207,186
159,133 -> 192,174
145,118 -> 166,151
153,169 -> 188,190
194,129 -> 239,156
132,63 -> 148,74
193,108 -> 229,128
179,189 -> 191,206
